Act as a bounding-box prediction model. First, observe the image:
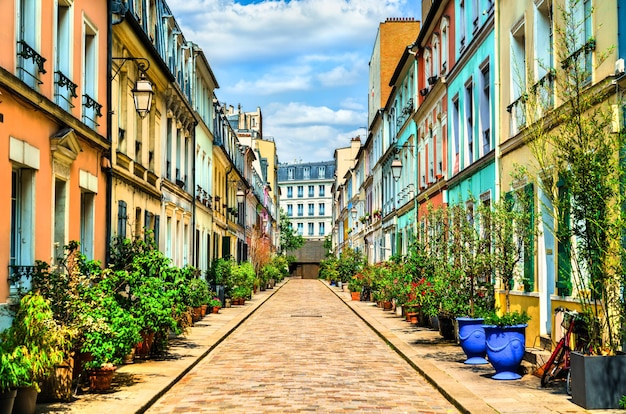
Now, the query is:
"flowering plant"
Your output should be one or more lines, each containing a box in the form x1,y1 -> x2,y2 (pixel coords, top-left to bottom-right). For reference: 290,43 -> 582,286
208,297 -> 222,308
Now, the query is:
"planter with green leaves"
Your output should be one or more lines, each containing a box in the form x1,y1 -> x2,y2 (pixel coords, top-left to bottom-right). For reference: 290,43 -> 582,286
482,311 -> 531,380
78,285 -> 141,380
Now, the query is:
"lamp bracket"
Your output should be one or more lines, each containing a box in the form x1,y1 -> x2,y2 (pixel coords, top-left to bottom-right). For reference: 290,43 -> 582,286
111,57 -> 151,80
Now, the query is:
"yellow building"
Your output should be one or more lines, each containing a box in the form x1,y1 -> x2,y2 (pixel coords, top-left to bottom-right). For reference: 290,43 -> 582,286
498,0 -> 620,345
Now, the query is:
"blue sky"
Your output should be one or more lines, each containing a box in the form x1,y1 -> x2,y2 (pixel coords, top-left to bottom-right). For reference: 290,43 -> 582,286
167,0 -> 422,163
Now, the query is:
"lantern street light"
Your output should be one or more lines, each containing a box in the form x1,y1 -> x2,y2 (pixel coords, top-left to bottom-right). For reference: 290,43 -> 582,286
391,158 -> 403,182
350,207 -> 358,220
236,188 -> 245,204
132,73 -> 153,118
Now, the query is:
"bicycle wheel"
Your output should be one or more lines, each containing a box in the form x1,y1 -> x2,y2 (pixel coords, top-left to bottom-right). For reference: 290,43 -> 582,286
566,370 -> 572,395
541,344 -> 566,387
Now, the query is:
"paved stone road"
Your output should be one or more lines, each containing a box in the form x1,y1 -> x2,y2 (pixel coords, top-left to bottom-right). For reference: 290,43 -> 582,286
146,279 -> 459,413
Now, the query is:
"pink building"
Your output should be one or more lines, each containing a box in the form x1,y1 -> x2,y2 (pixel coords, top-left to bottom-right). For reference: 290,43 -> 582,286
0,0 -> 109,302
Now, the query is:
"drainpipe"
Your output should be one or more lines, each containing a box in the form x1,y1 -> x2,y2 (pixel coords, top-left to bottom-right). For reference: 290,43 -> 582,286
494,1 -> 501,202
105,0 -> 114,265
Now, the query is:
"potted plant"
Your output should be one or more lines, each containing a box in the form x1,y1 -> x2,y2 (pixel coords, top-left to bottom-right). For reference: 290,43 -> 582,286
208,297 -> 222,314
482,311 -> 531,380
347,275 -> 363,301
78,284 -> 141,391
0,292 -> 69,414
230,286 -> 250,305
187,277 -> 210,321
0,351 -> 19,414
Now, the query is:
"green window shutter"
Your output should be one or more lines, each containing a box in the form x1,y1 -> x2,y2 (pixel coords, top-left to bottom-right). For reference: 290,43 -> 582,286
523,183 -> 535,292
556,182 -> 572,296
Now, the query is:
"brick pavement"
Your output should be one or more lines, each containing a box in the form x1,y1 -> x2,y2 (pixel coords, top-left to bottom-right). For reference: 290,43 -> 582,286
146,278 -> 459,413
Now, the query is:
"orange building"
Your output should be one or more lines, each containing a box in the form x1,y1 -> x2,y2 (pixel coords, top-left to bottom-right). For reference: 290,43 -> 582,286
0,0 -> 109,303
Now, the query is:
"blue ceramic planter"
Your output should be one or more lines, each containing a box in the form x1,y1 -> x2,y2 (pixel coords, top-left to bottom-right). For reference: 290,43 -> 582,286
457,317 -> 488,365
484,324 -> 527,380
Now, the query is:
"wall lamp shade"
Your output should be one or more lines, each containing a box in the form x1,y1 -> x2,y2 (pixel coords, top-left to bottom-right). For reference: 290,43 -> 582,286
391,158 -> 403,182
132,74 -> 153,118
350,207 -> 358,220
236,189 -> 245,204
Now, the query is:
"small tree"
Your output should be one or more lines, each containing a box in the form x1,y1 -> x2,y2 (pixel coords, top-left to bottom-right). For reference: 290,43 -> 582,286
490,173 -> 535,314
278,209 -> 304,253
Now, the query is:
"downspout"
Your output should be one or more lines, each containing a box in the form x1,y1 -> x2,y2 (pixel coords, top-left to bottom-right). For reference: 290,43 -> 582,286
493,1 -> 501,202
105,0 -> 114,265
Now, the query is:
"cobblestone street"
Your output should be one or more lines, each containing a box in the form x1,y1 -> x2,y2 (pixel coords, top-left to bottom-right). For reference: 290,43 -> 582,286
146,279 -> 459,413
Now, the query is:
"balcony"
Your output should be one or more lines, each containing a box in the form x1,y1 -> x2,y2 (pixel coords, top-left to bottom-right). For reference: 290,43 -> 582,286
17,40 -> 46,88
8,264 -> 37,296
54,71 -> 78,110
83,94 -> 103,128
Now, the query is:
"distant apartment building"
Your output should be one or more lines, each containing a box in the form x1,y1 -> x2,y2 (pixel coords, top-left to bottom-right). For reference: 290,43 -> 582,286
278,161 -> 335,240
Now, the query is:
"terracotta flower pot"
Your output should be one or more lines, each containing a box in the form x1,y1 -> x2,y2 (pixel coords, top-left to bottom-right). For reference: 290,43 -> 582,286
351,291 -> 360,301
88,366 -> 116,391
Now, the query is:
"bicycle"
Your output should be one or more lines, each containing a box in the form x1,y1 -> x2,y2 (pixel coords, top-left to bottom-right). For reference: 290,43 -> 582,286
540,308 -> 591,395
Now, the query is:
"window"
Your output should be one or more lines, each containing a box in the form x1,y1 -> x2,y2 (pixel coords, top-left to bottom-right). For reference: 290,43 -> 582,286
535,0 -> 553,80
287,204 -> 293,217
297,204 -> 303,216
288,168 -> 295,180
510,19 -> 527,135
80,191 -> 95,260
480,63 -> 491,155
319,203 -> 325,216
287,186 -> 293,198
54,178 -> 68,259
441,18 -> 449,73
118,200 -> 128,239
303,167 -> 310,179
166,119 -> 172,179
472,0 -> 479,32
10,168 -> 35,271
428,127 -> 434,183
82,21 -> 100,128
424,50 -> 431,85
318,166 -> 325,178
17,0 -> 43,88
308,185 -> 314,197
308,223 -> 314,236
319,185 -> 325,196
435,120 -> 443,176
432,35 -> 440,77
465,81 -> 474,164
460,0 -> 466,51
55,1 -> 74,110
319,222 -> 325,235
297,223 -> 303,235
569,0 -> 593,82
308,203 -> 314,216
297,186 -> 303,198
452,96 -> 460,174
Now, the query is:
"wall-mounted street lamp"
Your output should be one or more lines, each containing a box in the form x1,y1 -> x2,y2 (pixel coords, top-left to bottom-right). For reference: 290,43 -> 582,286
112,57 -> 153,118
391,158 -> 403,182
132,73 -> 153,118
350,207 -> 358,220
236,188 -> 246,204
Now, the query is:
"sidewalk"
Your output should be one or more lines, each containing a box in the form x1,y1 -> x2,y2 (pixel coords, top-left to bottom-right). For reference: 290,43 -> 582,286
326,282 -> 618,414
36,280 -> 287,414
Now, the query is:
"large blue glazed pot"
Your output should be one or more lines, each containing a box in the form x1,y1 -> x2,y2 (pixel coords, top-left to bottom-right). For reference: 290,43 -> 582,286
457,317 -> 488,365
484,324 -> 527,380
